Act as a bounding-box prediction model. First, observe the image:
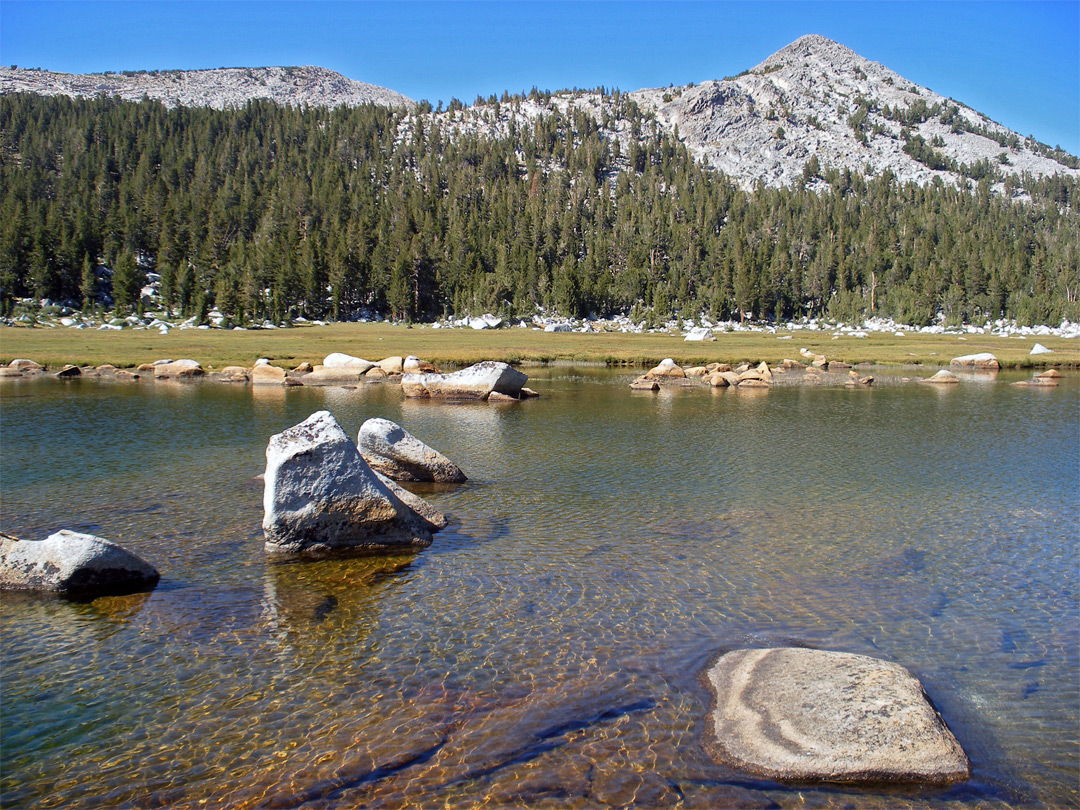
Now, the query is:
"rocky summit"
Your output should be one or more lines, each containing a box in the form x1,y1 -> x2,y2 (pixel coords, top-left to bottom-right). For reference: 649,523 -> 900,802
0,65 -> 413,110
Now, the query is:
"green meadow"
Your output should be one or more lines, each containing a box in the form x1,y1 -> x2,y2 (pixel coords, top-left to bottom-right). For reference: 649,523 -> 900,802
1,323 -> 1075,371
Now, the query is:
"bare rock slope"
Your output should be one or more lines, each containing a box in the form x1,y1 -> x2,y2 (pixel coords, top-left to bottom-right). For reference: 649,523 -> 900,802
635,34 -> 1077,188
0,65 -> 413,110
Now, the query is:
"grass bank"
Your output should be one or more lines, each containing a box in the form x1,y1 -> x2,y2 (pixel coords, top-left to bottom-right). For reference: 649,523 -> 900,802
1,323 -> 1076,370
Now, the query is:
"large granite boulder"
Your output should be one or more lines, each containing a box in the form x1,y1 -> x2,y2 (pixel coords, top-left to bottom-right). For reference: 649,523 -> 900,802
401,361 -> 528,400
373,472 -> 448,530
262,411 -> 434,555
154,359 -> 205,379
251,363 -> 287,385
358,418 -> 467,483
704,648 -> 969,784
950,352 -> 999,370
323,352 -> 375,373
0,530 -> 159,597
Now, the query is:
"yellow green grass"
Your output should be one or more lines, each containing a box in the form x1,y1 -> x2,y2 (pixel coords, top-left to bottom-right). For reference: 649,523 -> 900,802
1,322 -> 1076,370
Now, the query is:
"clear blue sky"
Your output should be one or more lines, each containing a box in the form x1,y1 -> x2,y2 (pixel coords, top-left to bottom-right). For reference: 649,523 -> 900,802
2,1 -> 1077,153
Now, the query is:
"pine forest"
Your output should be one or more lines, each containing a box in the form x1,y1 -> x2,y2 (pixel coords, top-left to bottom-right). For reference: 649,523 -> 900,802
1,92 -> 1077,328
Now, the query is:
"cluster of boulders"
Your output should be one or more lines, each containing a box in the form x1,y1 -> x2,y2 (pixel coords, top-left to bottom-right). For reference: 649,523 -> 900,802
630,355 -> 874,391
1012,369 -> 1062,388
1,354 -> 539,401
0,412 -> 468,594
261,411 -> 465,556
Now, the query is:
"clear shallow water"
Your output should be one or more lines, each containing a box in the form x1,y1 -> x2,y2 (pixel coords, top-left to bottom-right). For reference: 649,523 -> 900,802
1,369 -> 1077,809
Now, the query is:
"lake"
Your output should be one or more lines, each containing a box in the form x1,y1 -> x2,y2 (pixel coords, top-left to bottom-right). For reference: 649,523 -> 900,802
1,367 -> 1077,809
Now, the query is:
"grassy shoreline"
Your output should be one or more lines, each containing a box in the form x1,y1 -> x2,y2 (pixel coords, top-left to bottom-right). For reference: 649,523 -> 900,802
1,322 -> 1076,371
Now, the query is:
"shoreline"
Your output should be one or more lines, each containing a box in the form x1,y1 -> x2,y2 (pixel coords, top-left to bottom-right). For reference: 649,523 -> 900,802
1,322 -> 1077,373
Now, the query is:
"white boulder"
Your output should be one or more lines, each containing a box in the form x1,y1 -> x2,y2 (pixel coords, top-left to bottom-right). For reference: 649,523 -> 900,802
358,418 -> 467,483
0,530 -> 159,596
1030,343 -> 1053,355
949,352 -> 999,370
684,326 -> 716,341
401,361 -> 528,400
262,411 -> 434,555
322,353 -> 375,373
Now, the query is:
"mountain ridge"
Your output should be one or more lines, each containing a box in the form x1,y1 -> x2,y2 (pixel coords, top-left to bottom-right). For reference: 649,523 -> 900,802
0,64 -> 414,110
2,35 -> 1076,191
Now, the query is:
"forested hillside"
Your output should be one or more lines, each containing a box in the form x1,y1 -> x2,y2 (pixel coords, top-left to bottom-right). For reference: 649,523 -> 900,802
1,92 -> 1077,327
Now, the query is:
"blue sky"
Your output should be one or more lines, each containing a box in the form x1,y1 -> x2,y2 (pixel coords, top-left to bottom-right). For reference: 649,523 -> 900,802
2,1 -> 1077,153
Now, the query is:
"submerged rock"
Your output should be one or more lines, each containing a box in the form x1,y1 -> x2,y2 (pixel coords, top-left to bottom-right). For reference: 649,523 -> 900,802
358,418 -> 467,483
262,411 -> 434,555
401,361 -> 528,400
630,379 -> 660,391
0,530 -> 159,597
704,647 -> 969,784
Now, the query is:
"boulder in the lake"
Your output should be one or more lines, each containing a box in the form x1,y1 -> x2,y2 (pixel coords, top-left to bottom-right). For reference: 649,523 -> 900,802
300,365 -> 368,385
0,367 -> 24,378
401,361 -> 528,400
323,352 -> 375,373
251,363 -> 287,385
373,472 -> 448,530
154,359 -> 205,379
630,378 -> 660,391
950,352 -> 999,370
8,359 -> 43,371
923,369 -> 959,384
377,356 -> 404,375
643,358 -> 686,381
55,364 -> 81,379
1035,369 -> 1062,379
403,355 -> 440,374
262,411 -> 434,555
704,647 -> 969,784
358,418 -> 467,483
216,366 -> 251,382
0,530 -> 159,597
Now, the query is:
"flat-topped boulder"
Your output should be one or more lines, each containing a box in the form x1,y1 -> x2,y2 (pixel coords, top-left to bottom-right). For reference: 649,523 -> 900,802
154,359 -> 204,379
401,361 -> 528,400
950,352 -> 999,370
55,364 -> 81,379
705,647 -> 969,784
262,411 -> 434,555
359,418 -> 467,483
0,530 -> 159,597
300,365 -> 369,385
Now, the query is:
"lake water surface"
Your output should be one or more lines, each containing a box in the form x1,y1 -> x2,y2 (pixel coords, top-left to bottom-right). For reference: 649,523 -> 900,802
1,367 -> 1077,809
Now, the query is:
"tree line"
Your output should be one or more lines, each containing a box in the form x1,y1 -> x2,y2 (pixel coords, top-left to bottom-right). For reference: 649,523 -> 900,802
1,92 -> 1076,327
